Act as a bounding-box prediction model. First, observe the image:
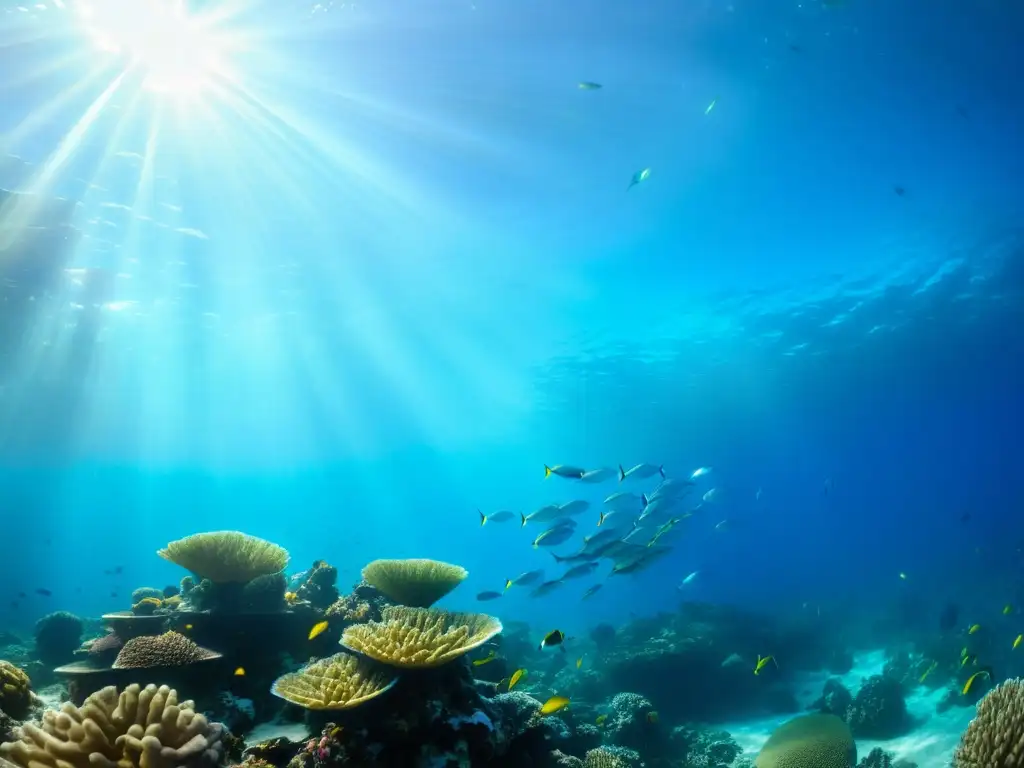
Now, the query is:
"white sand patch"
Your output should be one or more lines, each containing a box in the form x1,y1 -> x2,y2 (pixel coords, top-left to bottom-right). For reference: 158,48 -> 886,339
724,650 -> 977,766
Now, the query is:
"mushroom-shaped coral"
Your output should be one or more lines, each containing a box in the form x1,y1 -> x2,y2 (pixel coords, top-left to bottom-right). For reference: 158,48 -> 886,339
0,660 -> 31,719
341,605 -> 501,668
754,713 -> 856,768
270,652 -> 398,710
157,531 -> 290,583
112,631 -> 221,669
361,558 -> 468,608
0,683 -> 224,768
953,677 -> 1024,766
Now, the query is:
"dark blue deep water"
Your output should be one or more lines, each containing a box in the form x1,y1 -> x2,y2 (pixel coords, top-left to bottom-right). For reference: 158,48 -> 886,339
0,0 -> 1021,764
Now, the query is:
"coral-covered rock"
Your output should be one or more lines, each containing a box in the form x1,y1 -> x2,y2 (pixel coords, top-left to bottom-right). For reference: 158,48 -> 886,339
847,675 -> 912,740
33,612 -> 82,667
0,660 -> 32,719
812,679 -> 853,720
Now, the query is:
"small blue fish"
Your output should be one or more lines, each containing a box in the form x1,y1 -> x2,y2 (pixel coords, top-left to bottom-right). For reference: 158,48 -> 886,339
627,168 -> 651,191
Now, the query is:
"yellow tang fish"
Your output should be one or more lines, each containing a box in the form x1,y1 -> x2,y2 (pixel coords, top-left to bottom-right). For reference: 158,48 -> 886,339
1014,634 -> 1023,650
233,667 -> 245,676
540,696 -> 570,716
472,650 -> 497,667
919,661 -> 938,683
576,657 -> 583,669
962,667 -> 993,696
754,654 -> 778,675
968,624 -> 981,634
308,621 -> 329,641
509,669 -> 526,690
595,714 -> 608,726
184,624 -> 193,631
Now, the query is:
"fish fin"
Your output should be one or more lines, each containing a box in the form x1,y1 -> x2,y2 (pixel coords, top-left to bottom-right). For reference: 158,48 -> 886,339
659,465 -> 665,478
597,512 -> 605,527
641,493 -> 649,506
478,510 -> 486,526
619,465 -> 626,482
544,465 -> 552,478
521,512 -> 527,527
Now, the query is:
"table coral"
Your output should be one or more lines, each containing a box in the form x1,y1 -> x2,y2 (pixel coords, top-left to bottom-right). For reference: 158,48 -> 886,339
361,558 -> 468,608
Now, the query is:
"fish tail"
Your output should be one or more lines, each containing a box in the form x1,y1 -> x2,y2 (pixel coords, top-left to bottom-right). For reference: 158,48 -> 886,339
641,493 -> 649,507
618,465 -> 626,482
544,465 -> 552,478
478,510 -> 486,526
504,579 -> 513,590
520,512 -> 527,527
598,512 -> 606,527
659,465 -> 665,478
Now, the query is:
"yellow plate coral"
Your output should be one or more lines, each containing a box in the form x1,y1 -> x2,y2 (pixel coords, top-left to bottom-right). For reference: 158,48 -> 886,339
361,558 -> 468,608
271,652 -> 398,710
158,531 -> 290,583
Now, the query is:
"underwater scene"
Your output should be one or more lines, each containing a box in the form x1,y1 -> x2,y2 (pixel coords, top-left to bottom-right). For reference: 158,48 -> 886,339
0,0 -> 1022,766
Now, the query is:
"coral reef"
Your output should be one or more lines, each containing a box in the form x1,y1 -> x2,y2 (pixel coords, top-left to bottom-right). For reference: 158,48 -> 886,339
0,660 -> 32,719
270,653 -> 397,710
953,677 -> 1024,767
241,573 -> 288,613
158,531 -> 290,583
0,683 -> 226,768
846,675 -> 911,740
811,679 -> 853,720
131,587 -> 165,603
112,631 -> 222,669
754,713 -> 856,768
360,558 -> 468,608
295,562 -> 340,611
34,611 -> 83,666
341,606 -> 502,668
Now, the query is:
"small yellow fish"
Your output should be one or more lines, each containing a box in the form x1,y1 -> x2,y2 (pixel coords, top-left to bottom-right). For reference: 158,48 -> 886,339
509,668 -> 526,690
504,579 -> 514,590
919,660 -> 938,683
540,695 -> 570,716
309,621 -> 329,640
285,591 -> 298,603
233,667 -> 245,676
576,657 -> 583,669
969,624 -> 981,634
961,646 -> 969,658
595,714 -> 608,726
646,711 -> 659,724
184,623 -> 193,630
473,650 -> 497,667
962,667 -> 993,696
1004,604 -> 1014,615
754,654 -> 778,675
961,654 -> 978,668
1014,634 -> 1022,650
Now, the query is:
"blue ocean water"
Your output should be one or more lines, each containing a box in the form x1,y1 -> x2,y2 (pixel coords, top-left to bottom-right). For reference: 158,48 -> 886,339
0,0 -> 1022,761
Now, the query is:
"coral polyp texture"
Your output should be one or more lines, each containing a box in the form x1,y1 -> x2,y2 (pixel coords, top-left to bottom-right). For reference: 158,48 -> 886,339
953,677 -> 1024,767
360,558 -> 468,608
754,713 -> 857,768
270,652 -> 398,710
112,631 -> 222,669
0,683 -> 225,768
341,605 -> 502,668
157,531 -> 290,583
0,660 -> 32,719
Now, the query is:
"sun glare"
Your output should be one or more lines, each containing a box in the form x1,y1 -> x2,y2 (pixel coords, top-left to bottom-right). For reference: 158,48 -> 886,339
76,0 -> 226,96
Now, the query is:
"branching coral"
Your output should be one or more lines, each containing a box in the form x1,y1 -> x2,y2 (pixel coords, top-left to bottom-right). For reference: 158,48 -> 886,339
112,631 -> 221,669
270,652 -> 398,710
754,713 -> 856,768
0,660 -> 31,719
0,683 -> 225,768
341,606 -> 502,668
953,678 -> 1024,767
360,558 -> 468,608
158,531 -> 290,583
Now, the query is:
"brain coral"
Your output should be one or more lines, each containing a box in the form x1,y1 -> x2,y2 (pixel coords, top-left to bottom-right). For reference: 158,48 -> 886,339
0,683 -> 224,768
754,713 -> 857,768
112,631 -> 221,669
341,605 -> 501,668
954,678 -> 1024,766
361,558 -> 468,608
158,531 -> 289,583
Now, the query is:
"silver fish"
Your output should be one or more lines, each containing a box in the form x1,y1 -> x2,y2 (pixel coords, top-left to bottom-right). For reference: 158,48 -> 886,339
479,509 -> 517,525
507,569 -> 544,588
558,499 -> 591,517
646,478 -> 694,502
603,492 -> 645,513
529,579 -> 564,598
580,468 -> 616,484
562,561 -> 601,580
545,464 -> 586,479
522,504 -> 570,526
619,463 -> 665,482
533,525 -> 576,548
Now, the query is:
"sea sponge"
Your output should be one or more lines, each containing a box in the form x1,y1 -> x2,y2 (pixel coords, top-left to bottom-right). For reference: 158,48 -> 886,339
0,660 -> 31,719
0,683 -> 224,768
361,558 -> 468,608
270,652 -> 398,709
953,677 -> 1024,766
157,531 -> 290,583
341,605 -> 501,668
754,713 -> 857,768
112,631 -> 221,669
